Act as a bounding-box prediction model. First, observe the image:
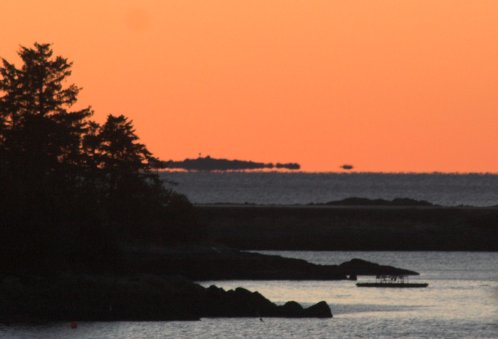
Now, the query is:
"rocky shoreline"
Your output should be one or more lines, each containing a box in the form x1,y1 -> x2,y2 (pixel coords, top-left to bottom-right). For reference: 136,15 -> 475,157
0,247 -> 416,322
121,246 -> 418,280
0,274 -> 331,322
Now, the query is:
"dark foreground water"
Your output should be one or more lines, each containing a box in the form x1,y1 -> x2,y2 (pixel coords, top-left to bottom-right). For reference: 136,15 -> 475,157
161,172 -> 498,206
3,252 -> 498,338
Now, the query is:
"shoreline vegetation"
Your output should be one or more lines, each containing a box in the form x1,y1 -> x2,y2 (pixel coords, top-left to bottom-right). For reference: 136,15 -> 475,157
199,201 -> 498,251
0,43 -> 442,322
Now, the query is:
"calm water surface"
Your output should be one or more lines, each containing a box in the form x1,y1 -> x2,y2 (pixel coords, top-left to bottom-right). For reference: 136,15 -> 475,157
3,252 -> 498,338
162,172 -> 498,206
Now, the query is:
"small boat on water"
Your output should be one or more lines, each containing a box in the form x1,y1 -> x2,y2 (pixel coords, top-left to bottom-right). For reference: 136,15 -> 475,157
356,275 -> 428,288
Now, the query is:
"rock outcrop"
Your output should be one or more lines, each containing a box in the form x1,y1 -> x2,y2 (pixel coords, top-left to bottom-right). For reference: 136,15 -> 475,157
122,246 -> 418,280
0,274 -> 332,322
201,285 -> 331,318
338,258 -> 418,276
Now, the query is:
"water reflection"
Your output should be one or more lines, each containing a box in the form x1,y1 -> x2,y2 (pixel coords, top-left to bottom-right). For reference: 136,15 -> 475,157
201,251 -> 498,325
2,252 -> 497,338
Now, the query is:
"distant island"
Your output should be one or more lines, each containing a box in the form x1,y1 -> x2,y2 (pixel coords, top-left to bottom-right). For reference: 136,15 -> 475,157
161,155 -> 301,171
318,197 -> 435,207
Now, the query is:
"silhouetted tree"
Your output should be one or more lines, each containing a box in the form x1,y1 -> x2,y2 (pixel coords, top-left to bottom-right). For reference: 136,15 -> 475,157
93,115 -> 157,225
92,114 -> 200,241
0,43 -> 202,270
98,115 -> 155,191
0,43 -> 92,224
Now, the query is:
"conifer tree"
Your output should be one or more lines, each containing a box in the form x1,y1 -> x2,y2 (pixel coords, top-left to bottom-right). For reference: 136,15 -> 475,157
0,43 -> 92,212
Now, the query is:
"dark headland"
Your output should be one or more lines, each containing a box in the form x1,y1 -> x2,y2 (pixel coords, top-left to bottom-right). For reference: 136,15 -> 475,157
199,198 -> 498,251
0,274 -> 333,321
0,43 -> 325,323
0,43 -> 425,323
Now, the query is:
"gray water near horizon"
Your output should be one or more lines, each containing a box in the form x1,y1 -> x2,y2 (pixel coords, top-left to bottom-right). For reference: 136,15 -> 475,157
161,172 -> 498,206
3,251 -> 498,338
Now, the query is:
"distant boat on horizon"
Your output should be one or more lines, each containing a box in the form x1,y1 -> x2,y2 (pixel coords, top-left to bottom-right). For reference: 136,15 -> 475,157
341,164 -> 354,170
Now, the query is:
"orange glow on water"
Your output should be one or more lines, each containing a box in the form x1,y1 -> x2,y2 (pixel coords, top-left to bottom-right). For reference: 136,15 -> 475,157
2,1 -> 498,172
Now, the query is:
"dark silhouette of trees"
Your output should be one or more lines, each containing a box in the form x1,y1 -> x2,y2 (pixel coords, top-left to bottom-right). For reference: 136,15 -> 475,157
1,43 -> 92,222
0,43 -> 200,271
96,114 -> 156,199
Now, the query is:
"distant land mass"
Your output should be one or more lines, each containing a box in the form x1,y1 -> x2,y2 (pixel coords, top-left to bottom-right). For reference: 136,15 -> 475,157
316,197 -> 435,207
161,156 -> 300,171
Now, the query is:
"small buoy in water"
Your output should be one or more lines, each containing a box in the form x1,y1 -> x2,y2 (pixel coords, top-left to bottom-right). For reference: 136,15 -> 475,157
70,321 -> 78,329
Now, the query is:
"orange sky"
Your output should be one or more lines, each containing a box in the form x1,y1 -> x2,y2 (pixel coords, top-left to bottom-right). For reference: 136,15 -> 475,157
2,0 -> 498,172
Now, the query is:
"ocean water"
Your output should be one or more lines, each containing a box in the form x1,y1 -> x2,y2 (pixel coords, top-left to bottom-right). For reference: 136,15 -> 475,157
3,252 -> 498,338
161,172 -> 498,206
4,173 -> 498,337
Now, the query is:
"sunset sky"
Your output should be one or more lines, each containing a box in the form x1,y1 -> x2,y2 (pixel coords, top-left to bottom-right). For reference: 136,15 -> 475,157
2,0 -> 498,172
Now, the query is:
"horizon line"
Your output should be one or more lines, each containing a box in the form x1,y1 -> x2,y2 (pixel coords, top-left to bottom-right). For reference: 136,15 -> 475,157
159,169 -> 498,175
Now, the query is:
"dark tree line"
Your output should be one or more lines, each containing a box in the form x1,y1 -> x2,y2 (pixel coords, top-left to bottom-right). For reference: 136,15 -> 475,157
0,43 -> 200,270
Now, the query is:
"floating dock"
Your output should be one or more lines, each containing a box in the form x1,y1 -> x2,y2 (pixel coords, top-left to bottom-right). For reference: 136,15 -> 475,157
356,275 -> 428,288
